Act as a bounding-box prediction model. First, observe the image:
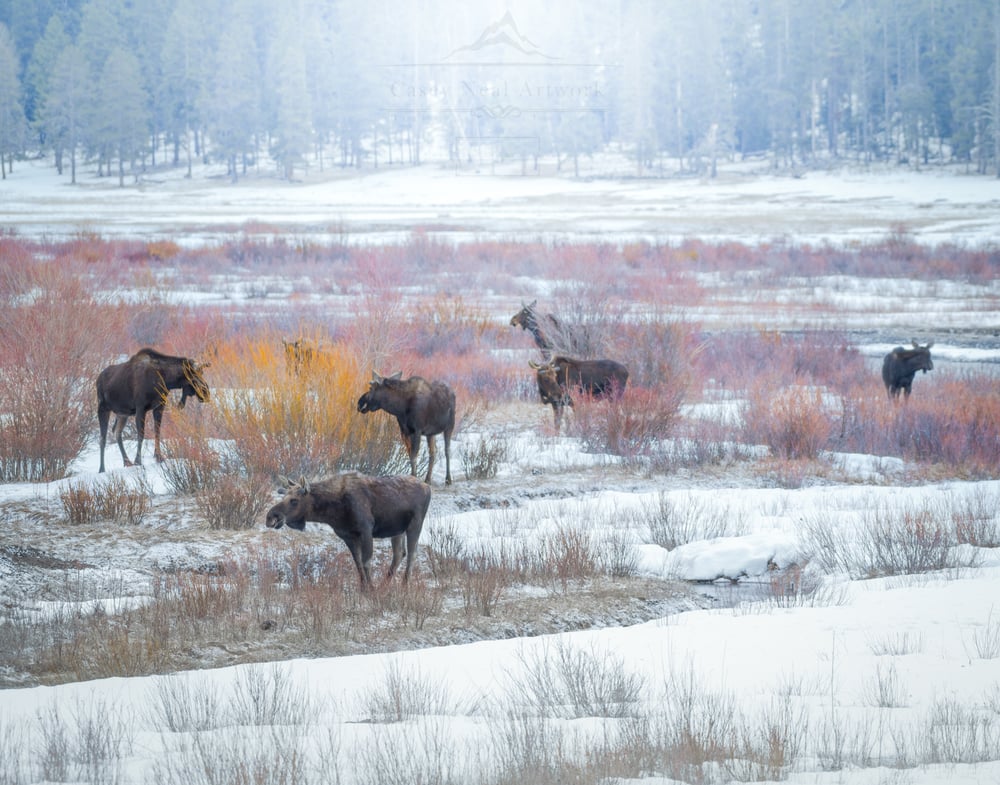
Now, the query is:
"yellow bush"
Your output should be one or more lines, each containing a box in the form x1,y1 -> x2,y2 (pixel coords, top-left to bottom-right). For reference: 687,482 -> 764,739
208,335 -> 407,479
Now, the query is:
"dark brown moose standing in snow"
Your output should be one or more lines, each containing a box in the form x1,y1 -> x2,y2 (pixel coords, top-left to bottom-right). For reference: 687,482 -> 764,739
265,473 -> 431,587
96,348 -> 211,472
357,372 -> 455,485
882,340 -> 934,400
529,355 -> 629,430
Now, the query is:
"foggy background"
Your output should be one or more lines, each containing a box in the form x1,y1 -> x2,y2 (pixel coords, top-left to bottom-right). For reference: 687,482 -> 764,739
0,0 -> 997,183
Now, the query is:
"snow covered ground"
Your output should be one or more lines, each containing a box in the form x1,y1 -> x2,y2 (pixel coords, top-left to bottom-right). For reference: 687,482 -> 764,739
1,157 -> 998,247
2,161 -> 1000,784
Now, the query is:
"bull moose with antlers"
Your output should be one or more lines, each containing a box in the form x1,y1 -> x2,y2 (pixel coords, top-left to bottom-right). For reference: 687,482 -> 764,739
529,355 -> 629,430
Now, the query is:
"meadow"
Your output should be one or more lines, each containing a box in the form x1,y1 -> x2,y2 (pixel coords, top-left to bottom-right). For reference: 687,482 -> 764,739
1,175 -> 1000,784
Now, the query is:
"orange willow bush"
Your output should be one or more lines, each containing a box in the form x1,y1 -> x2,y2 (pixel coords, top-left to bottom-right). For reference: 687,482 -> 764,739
204,336 -> 407,480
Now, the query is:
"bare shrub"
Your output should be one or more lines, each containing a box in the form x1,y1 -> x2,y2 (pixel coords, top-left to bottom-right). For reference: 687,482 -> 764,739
861,661 -> 908,708
196,474 -> 272,530
953,486 -> 1000,548
423,520 -> 468,581
231,663 -> 317,727
396,576 -> 444,630
598,526 -> 640,577
508,640 -> 645,719
0,718 -> 27,785
867,630 -> 924,656
60,474 -> 153,526
650,666 -> 738,781
742,381 -> 835,460
965,606 -> 1000,660
461,431 -> 509,480
643,491 -> 746,550
542,523 -> 598,589
148,675 -> 226,733
461,546 -> 511,617
160,415 -> 223,494
363,659 -> 460,723
485,708 -> 571,785
153,722 -> 311,785
923,697 -> 1000,764
571,384 -> 684,458
804,501 -> 975,579
726,697 -> 808,781
35,698 -> 133,785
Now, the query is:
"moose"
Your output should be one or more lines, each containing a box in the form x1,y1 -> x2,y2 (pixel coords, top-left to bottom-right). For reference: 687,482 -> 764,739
282,337 -> 325,375
265,473 -> 431,587
511,300 -> 560,358
882,340 -> 934,400
97,348 -> 211,472
357,371 -> 456,485
529,355 -> 629,429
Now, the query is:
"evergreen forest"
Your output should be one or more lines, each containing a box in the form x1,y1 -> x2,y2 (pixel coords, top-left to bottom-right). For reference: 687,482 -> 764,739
0,0 -> 998,183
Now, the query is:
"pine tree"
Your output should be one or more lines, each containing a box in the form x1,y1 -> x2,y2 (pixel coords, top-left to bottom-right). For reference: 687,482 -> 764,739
95,47 -> 151,186
0,23 -> 27,177
24,12 -> 69,138
205,11 -> 262,181
42,44 -> 87,183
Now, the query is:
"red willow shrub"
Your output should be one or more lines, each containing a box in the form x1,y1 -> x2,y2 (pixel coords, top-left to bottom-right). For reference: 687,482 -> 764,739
887,377 -> 1000,476
741,379 -> 836,460
569,384 -> 687,458
0,260 -> 131,481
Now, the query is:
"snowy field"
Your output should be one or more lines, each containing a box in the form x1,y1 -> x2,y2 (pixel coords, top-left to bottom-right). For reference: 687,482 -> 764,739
1,156 -> 999,247
2,161 -> 1000,785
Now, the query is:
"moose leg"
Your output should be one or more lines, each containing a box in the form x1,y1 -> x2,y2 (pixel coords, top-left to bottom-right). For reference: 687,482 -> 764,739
152,407 -> 165,462
112,415 -> 132,467
386,534 -> 405,580
401,429 -> 420,478
424,435 -> 436,484
131,409 -> 147,466
442,430 -> 452,486
98,407 -> 111,473
347,535 -> 375,587
403,516 -> 424,582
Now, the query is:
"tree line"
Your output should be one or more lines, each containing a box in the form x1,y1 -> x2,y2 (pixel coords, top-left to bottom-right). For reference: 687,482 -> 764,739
0,0 -> 998,184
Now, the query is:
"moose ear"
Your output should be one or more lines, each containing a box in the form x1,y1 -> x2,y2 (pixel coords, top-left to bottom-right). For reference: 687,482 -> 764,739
298,476 -> 310,493
528,360 -> 542,369
926,340 -> 934,349
278,474 -> 292,488
371,371 -> 382,383
389,371 -> 403,380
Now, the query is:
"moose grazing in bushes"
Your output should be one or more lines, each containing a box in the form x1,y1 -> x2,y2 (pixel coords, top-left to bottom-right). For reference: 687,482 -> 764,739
96,348 -> 211,472
265,473 -> 431,587
282,337 -> 325,375
882,340 -> 934,400
529,355 -> 629,430
357,371 -> 456,485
